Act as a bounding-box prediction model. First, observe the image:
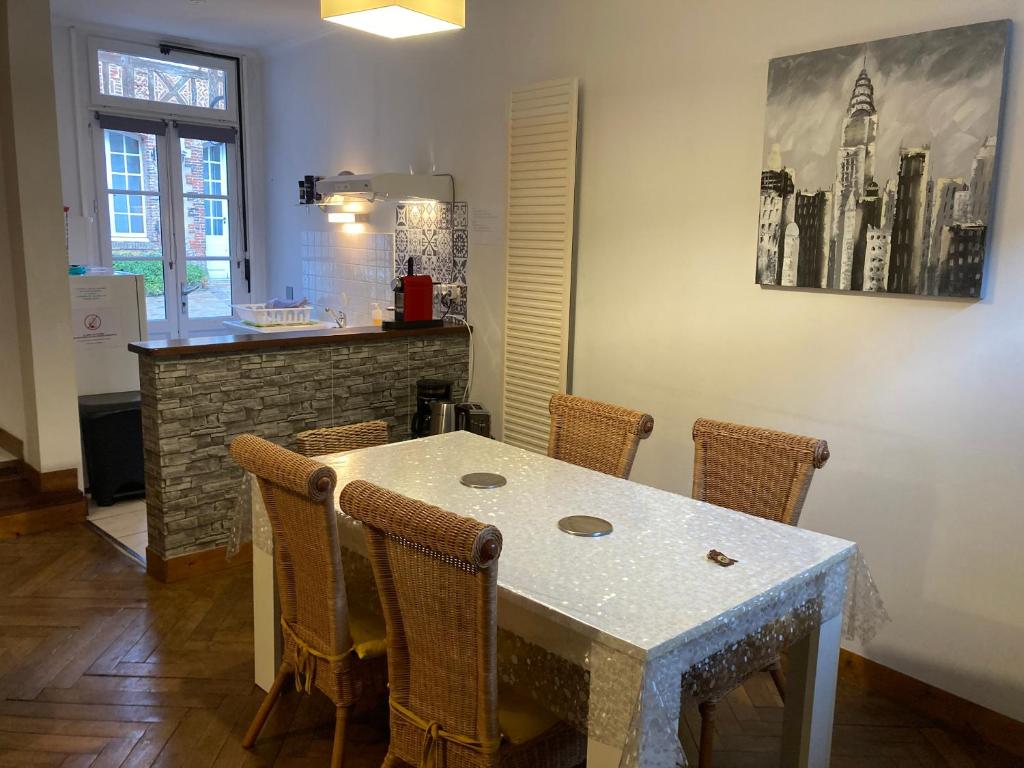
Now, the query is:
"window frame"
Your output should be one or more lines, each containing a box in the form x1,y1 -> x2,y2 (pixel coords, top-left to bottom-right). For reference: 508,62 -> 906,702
88,37 -> 239,123
104,130 -> 149,240
201,143 -> 227,237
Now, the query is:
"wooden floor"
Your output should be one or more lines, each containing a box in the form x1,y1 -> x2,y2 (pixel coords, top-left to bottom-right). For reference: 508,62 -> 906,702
0,524 -> 1018,768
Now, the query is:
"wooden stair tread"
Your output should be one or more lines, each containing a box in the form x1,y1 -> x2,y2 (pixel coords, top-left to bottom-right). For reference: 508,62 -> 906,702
0,476 -> 86,539
0,489 -> 84,514
0,476 -> 32,500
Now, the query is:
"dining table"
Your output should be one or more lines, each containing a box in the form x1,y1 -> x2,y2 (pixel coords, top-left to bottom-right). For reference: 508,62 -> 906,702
241,431 -> 885,768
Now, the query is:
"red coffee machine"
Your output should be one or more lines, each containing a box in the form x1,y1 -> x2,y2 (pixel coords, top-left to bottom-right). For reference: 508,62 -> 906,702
385,257 -> 443,330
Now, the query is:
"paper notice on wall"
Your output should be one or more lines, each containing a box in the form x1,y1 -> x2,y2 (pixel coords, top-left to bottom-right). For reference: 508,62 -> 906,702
72,284 -> 109,304
73,306 -> 122,347
470,207 -> 503,245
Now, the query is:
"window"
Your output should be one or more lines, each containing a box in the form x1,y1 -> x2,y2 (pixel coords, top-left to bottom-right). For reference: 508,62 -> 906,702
97,49 -> 227,111
89,38 -> 238,123
202,144 -> 225,236
89,36 -> 245,337
106,131 -> 147,237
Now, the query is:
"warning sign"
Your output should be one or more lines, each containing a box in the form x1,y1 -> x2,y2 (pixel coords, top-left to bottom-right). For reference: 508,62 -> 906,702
73,306 -> 121,347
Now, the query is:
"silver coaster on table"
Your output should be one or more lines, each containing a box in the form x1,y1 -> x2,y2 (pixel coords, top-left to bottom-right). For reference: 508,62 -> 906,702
558,515 -> 613,537
460,472 -> 507,489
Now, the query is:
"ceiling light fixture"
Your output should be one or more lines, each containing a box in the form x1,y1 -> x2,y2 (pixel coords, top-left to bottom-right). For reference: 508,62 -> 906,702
321,0 -> 464,39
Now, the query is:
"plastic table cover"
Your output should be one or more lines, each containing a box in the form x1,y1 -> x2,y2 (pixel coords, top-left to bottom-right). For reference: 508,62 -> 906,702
230,432 -> 888,767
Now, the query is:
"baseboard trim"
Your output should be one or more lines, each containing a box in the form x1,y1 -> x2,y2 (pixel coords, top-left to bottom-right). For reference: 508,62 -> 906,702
20,462 -> 80,494
0,497 -> 87,540
0,428 -> 23,459
839,650 -> 1024,758
146,542 -> 253,583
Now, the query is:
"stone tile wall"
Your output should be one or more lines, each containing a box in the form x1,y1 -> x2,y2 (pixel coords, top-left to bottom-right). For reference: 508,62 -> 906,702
139,331 -> 469,559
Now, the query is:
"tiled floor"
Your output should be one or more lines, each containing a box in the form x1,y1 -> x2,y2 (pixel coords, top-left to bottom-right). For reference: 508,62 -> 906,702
87,496 -> 147,562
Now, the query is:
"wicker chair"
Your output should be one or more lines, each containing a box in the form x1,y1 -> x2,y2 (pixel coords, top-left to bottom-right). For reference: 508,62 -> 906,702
688,418 -> 830,768
229,435 -> 387,768
340,480 -> 588,768
295,420 -> 390,457
547,394 -> 654,480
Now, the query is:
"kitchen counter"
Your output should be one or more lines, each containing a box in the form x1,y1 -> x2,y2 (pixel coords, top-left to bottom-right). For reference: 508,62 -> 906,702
132,322 -> 469,579
129,322 -> 469,359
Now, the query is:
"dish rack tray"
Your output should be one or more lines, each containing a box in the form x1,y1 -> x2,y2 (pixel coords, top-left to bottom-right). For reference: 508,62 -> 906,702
232,303 -> 314,327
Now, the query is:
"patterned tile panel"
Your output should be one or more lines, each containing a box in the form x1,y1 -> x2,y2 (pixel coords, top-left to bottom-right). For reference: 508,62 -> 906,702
395,201 -> 469,319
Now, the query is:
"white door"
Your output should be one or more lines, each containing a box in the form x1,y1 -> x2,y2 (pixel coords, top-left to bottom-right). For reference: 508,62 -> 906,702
96,124 -> 246,339
89,39 -> 248,340
97,126 -> 176,339
173,131 -> 245,337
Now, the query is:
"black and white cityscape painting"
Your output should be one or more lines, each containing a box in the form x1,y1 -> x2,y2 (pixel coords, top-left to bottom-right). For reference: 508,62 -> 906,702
756,21 -> 1009,298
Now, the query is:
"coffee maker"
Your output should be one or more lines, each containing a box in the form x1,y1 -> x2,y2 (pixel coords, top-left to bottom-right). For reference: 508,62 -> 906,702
411,379 -> 453,438
384,257 -> 443,331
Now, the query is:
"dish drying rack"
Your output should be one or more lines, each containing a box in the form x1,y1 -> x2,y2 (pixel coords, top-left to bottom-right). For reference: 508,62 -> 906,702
232,303 -> 314,327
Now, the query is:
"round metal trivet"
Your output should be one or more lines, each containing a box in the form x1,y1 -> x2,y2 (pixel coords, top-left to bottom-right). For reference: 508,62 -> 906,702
460,472 -> 507,489
558,515 -> 613,537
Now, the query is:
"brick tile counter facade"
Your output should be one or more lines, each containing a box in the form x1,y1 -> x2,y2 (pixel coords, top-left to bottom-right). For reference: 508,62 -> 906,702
137,329 -> 469,562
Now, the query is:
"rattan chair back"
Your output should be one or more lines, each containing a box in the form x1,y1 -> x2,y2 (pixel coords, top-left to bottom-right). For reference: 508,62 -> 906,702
547,394 -> 655,480
340,480 -> 504,768
230,434 -> 351,665
295,420 -> 389,457
691,418 -> 830,526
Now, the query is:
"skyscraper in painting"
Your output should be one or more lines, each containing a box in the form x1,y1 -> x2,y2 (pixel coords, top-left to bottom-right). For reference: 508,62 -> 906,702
756,21 -> 1007,298
831,66 -> 878,291
793,190 -> 831,288
888,148 -> 929,294
757,168 -> 795,286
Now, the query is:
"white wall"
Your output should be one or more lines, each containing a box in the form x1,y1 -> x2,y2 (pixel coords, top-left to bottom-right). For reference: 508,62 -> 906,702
1,0 -> 82,476
0,74 -> 26,444
262,0 -> 1024,721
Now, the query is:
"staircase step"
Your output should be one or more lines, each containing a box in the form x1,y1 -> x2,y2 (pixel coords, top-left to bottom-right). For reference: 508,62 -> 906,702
0,459 -> 86,539
0,472 -> 31,500
0,497 -> 87,539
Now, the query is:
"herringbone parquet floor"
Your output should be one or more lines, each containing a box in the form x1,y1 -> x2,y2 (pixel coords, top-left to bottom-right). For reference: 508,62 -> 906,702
0,524 -> 1018,768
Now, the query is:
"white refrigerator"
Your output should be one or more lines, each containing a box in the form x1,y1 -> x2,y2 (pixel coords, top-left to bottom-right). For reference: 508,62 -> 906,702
69,269 -> 147,396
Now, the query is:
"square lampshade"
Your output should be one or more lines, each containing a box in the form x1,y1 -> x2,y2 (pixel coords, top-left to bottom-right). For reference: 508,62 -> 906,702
321,0 -> 465,39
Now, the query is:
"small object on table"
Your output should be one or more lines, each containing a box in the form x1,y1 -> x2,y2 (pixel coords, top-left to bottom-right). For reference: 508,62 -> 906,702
558,515 -> 613,538
460,472 -> 507,489
707,549 -> 738,567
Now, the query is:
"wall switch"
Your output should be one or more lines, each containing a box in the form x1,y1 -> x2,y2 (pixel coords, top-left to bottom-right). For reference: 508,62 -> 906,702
285,286 -> 294,300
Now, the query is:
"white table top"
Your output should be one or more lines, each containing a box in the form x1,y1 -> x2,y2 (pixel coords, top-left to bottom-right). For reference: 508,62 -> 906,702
323,431 -> 856,661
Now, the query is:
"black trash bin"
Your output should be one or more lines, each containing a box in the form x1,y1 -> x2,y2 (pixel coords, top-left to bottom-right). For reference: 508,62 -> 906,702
79,391 -> 145,507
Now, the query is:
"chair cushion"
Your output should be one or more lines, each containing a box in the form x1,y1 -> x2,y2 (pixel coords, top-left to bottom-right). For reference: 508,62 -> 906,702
498,687 -> 562,745
349,607 -> 387,659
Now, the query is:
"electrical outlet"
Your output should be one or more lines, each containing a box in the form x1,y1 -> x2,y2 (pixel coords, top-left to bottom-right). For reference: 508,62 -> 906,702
439,283 -> 463,301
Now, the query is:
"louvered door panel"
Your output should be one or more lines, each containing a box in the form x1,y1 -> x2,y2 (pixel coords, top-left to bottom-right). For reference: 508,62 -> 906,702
502,78 -> 580,453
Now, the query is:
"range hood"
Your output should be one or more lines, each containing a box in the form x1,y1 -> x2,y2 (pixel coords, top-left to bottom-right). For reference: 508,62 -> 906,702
316,172 -> 452,205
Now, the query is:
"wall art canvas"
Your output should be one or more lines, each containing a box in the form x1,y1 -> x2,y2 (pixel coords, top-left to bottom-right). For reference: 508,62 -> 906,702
756,21 -> 1009,298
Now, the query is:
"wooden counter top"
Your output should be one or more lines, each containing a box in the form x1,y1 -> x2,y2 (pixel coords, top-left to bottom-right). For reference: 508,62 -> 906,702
129,323 -> 468,359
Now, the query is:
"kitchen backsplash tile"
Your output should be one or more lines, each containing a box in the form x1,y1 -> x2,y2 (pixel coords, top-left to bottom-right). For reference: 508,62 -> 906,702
301,231 -> 393,327
297,202 -> 469,328
395,201 -> 469,319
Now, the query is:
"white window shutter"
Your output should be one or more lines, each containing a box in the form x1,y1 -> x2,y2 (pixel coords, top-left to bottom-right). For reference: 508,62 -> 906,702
501,78 -> 580,453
